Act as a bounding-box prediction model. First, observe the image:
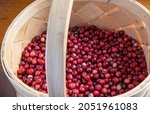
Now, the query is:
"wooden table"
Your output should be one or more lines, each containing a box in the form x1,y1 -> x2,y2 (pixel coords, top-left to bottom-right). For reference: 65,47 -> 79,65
0,0 -> 150,96
138,0 -> 150,9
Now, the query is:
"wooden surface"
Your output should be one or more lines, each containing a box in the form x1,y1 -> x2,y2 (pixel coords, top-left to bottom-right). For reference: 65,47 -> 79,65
0,0 -> 34,46
138,0 -> 150,9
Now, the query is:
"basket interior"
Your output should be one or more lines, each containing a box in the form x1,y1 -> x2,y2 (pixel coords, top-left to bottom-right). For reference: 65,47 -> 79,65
3,0 -> 150,96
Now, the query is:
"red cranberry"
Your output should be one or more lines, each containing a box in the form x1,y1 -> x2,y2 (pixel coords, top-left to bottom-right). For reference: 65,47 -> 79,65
95,84 -> 102,91
79,86 -> 86,93
124,78 -> 131,84
24,52 -> 29,57
139,74 -> 145,81
17,75 -> 23,79
92,70 -> 98,75
32,58 -> 37,64
128,84 -> 135,89
30,51 -> 36,57
35,71 -> 41,76
88,93 -> 94,97
27,68 -> 34,75
68,57 -> 74,62
105,73 -> 111,78
78,93 -> 84,97
116,84 -> 122,91
18,67 -> 25,74
112,63 -> 117,68
115,71 -> 121,77
102,88 -> 108,94
68,83 -> 76,89
110,91 -> 116,96
72,89 -> 79,94
35,84 -> 41,90
24,64 -> 29,69
112,47 -> 118,53
99,79 -> 106,85
83,75 -> 90,81
26,78 -> 33,85
93,90 -> 100,97
39,53 -> 44,58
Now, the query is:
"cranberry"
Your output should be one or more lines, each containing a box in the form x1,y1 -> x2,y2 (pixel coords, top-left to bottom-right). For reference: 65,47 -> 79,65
92,70 -> 98,75
39,53 -> 44,58
124,78 -> 131,84
26,46 -> 32,52
78,93 -> 84,97
128,84 -> 135,89
73,60 -> 77,65
111,86 -> 116,91
116,84 -> 122,91
28,75 -> 33,78
18,67 -> 25,74
77,67 -> 83,73
112,63 -> 117,68
88,93 -> 94,97
68,83 -> 76,89
32,81 -> 36,86
93,90 -> 100,97
35,77 -> 42,84
110,91 -> 116,96
24,52 -> 29,57
79,86 -> 86,93
112,47 -> 118,53
82,62 -> 87,69
72,89 -> 79,94
27,68 -> 34,75
17,75 -> 22,79
35,71 -> 41,76
24,64 -> 29,69
32,58 -> 37,64
115,71 -> 121,77
68,57 -> 74,62
26,78 -> 33,85
30,51 -> 36,57
99,79 -> 106,85
83,75 -> 90,81
38,59 -> 45,65
100,42 -> 105,46
95,84 -> 102,91
40,90 -> 47,94
35,84 -> 41,90
102,88 -> 108,94
40,37 -> 45,42
77,58 -> 83,64
105,73 -> 111,78
139,74 -> 145,81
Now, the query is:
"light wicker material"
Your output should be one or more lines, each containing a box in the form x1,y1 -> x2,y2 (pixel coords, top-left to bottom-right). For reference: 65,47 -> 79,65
1,0 -> 150,96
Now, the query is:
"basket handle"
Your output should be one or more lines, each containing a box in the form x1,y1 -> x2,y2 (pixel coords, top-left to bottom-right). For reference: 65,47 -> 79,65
46,0 -> 74,97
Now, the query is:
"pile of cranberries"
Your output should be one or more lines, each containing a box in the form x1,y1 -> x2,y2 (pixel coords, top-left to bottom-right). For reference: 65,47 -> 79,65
17,32 -> 47,93
17,25 -> 148,97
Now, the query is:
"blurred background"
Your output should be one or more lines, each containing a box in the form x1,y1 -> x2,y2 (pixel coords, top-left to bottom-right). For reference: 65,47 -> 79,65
0,0 -> 149,97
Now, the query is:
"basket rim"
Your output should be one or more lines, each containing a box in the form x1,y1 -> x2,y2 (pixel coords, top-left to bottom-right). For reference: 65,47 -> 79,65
1,0 -> 150,97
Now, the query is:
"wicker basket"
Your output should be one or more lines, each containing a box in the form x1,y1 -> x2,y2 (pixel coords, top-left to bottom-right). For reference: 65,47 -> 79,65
1,0 -> 150,97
